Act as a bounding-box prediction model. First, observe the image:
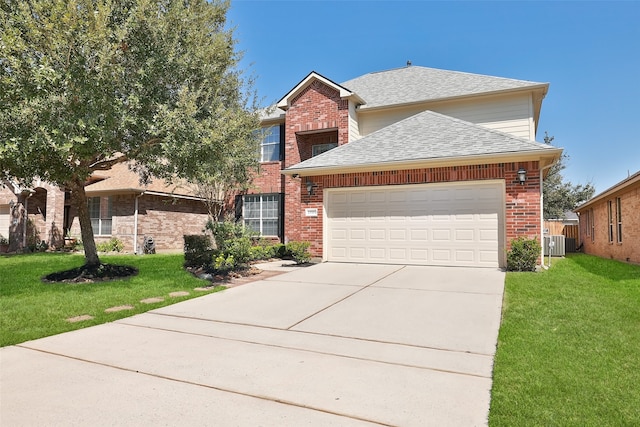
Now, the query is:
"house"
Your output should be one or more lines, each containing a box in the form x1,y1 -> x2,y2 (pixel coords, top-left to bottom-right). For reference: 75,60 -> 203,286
0,162 -> 209,253
241,64 -> 562,268
574,170 -> 640,264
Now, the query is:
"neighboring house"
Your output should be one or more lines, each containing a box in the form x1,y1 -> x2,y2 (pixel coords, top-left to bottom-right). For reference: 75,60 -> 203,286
242,64 -> 562,268
0,162 -> 208,253
575,170 -> 640,264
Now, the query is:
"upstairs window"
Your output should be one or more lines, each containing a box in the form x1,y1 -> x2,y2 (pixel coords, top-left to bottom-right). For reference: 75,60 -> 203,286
312,142 -> 338,157
88,196 -> 112,235
258,126 -> 280,162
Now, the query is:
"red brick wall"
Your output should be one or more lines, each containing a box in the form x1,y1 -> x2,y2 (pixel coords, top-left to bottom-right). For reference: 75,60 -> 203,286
250,162 -> 285,195
284,80 -> 350,245
578,183 -> 640,264
288,161 -> 542,258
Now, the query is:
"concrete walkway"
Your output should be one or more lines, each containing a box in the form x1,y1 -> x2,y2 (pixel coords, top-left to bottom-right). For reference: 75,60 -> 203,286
1,263 -> 505,426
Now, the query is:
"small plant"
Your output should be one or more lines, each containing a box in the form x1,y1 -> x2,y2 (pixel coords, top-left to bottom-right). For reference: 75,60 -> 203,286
506,236 -> 541,272
286,241 -> 311,264
96,237 -> 124,253
0,234 -> 8,245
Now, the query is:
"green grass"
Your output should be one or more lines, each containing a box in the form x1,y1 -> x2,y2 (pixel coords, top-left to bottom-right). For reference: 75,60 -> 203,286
0,252 -> 221,347
490,254 -> 640,426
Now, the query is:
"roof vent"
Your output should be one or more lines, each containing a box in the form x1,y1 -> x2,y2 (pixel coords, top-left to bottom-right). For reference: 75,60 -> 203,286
406,60 -> 412,67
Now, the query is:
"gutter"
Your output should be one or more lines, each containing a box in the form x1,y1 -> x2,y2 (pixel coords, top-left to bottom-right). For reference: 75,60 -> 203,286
282,148 -> 563,177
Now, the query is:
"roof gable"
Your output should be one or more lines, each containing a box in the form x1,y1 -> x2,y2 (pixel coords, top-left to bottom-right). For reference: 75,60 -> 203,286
341,65 -> 548,111
276,71 -> 364,110
284,110 -> 561,174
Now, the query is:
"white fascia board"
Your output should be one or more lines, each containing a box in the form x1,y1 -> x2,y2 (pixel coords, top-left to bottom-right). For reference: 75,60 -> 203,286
276,72 -> 365,110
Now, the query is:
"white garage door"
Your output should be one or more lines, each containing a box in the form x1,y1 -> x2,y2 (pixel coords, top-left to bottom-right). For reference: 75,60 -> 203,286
0,205 -> 10,239
325,181 -> 504,268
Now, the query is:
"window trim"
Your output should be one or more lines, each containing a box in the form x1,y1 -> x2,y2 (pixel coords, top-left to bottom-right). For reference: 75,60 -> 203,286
243,193 -> 281,237
590,208 -> 595,242
258,125 -> 281,163
88,196 -> 113,236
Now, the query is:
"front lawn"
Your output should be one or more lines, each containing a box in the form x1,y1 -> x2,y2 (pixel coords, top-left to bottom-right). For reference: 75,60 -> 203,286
0,252 -> 221,347
490,254 -> 640,425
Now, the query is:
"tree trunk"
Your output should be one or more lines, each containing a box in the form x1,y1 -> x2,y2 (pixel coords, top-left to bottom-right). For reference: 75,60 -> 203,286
69,180 -> 100,267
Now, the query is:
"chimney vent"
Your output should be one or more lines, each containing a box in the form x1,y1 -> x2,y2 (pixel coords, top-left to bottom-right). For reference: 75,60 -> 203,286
406,60 -> 412,67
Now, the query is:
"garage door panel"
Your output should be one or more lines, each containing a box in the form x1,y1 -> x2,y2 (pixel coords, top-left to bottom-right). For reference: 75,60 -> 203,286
350,229 -> 366,240
325,182 -> 503,268
389,229 -> 406,240
455,229 -> 474,241
410,229 -> 428,241
432,229 -> 451,240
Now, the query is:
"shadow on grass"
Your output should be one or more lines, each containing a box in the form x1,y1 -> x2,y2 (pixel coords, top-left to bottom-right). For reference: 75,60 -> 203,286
567,253 -> 640,282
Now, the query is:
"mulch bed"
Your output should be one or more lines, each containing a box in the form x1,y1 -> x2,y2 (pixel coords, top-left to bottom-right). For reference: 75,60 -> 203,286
43,263 -> 139,283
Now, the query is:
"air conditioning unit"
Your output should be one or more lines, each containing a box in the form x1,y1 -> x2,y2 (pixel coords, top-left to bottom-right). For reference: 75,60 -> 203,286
544,235 -> 565,257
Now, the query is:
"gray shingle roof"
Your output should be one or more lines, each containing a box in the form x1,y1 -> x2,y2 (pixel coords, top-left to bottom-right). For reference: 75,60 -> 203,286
341,66 -> 547,110
286,110 -> 559,172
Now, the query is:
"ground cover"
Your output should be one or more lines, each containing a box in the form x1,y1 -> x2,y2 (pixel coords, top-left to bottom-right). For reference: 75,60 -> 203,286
490,254 -> 640,425
0,252 -> 221,347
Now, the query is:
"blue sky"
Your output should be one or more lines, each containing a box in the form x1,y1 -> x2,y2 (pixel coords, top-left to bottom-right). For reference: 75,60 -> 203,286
227,1 -> 639,193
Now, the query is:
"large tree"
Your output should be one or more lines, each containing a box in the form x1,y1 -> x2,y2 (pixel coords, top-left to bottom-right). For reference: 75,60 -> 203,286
0,0 -> 260,268
543,133 -> 595,219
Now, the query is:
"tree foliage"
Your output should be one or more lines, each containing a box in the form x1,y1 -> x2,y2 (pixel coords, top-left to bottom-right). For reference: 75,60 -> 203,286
0,0 -> 260,267
543,133 -> 595,220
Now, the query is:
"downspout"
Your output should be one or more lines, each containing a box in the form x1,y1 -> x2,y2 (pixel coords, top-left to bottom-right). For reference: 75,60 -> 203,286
133,192 -> 144,254
540,162 -> 555,269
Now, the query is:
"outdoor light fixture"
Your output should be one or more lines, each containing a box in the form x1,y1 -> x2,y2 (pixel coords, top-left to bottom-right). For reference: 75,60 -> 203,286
517,168 -> 527,185
292,173 -> 299,178
305,178 -> 316,196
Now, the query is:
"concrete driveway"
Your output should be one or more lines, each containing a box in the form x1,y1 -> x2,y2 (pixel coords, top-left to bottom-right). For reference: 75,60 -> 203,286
1,263 -> 505,426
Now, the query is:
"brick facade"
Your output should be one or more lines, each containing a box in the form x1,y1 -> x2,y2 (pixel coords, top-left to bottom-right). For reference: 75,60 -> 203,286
69,193 -> 209,253
288,162 -> 542,257
283,80 -> 350,245
577,179 -> 640,264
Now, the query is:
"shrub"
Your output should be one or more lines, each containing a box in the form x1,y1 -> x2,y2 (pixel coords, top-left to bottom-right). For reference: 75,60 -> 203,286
183,235 -> 214,268
96,237 -> 124,253
214,253 -> 235,272
286,241 -> 311,264
273,243 -> 289,259
507,237 -> 541,272
206,220 -> 256,251
224,237 -> 252,265
250,245 -> 274,261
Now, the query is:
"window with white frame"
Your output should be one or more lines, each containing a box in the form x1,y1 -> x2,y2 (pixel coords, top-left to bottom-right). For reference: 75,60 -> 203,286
590,208 -> 595,242
312,142 -> 338,157
243,194 -> 280,236
608,200 -> 614,243
88,196 -> 112,235
616,197 -> 622,243
258,126 -> 280,162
